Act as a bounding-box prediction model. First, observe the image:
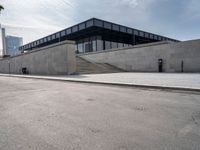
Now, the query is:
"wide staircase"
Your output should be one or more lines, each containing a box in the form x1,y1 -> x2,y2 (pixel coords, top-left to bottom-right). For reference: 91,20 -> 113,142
76,56 -> 124,74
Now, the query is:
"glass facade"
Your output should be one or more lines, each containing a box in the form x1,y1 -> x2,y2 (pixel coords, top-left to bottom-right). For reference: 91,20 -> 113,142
112,24 -> 120,31
86,20 -> 93,27
66,28 -> 71,34
120,26 -> 126,33
72,26 -> 78,33
61,30 -> 66,37
20,18 -> 178,52
127,28 -> 133,34
47,36 -> 51,41
5,36 -> 23,56
94,19 -> 103,27
96,36 -> 103,51
56,33 -> 60,38
76,35 -> 133,54
111,42 -> 118,49
104,22 -> 112,29
105,41 -> 111,49
79,23 -> 85,30
51,34 -> 56,40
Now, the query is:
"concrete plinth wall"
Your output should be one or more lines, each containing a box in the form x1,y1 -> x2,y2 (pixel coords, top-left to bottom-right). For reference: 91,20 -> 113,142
0,41 -> 76,75
79,39 -> 200,73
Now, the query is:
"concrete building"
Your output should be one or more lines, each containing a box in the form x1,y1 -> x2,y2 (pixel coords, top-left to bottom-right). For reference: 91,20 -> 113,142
79,40 -> 200,73
6,36 -> 23,56
19,18 -> 178,53
0,18 -> 199,75
0,39 -> 200,75
0,41 -> 76,75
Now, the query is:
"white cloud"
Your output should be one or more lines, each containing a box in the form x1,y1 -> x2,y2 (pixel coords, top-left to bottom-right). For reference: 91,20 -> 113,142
183,0 -> 200,20
0,0 -> 199,43
119,0 -> 139,7
0,0 -> 76,43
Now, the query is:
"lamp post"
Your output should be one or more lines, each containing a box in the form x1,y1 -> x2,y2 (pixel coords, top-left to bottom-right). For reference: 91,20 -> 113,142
8,60 -> 10,74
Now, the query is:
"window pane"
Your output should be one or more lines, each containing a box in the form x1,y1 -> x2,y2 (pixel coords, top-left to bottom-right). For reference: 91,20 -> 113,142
96,36 -> 103,51
127,28 -> 132,34
124,44 -> 128,47
83,38 -> 89,53
44,38 -> 47,42
92,40 -> 96,52
78,42 -> 83,53
134,30 -> 139,35
66,28 -> 71,34
85,43 -> 89,52
61,30 -> 66,37
51,34 -> 56,40
86,20 -> 93,27
85,43 -> 93,52
79,23 -> 85,30
56,33 -> 60,38
47,36 -> 51,41
104,22 -> 112,29
105,41 -> 111,49
139,31 -> 144,37
120,26 -> 126,33
118,43 -> 123,48
150,34 -> 153,39
129,44 -> 133,47
145,33 -> 149,38
72,26 -> 78,32
112,24 -> 119,31
94,19 -> 103,27
91,36 -> 96,52
111,42 -> 118,49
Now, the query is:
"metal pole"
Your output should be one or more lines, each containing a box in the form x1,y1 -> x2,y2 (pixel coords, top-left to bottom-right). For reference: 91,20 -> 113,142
181,60 -> 184,73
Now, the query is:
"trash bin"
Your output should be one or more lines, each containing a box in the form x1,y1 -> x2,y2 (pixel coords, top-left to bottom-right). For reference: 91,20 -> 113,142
22,67 -> 28,74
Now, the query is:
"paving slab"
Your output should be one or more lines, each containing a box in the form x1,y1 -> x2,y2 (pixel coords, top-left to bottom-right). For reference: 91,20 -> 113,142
0,73 -> 200,91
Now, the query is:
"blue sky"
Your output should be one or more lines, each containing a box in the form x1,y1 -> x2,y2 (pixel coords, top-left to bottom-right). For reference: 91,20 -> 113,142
0,0 -> 200,44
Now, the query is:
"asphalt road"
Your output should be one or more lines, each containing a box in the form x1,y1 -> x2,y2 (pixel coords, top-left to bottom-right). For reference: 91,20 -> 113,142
0,76 -> 200,150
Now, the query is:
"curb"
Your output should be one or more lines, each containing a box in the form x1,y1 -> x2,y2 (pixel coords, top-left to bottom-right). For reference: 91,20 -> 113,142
0,74 -> 200,92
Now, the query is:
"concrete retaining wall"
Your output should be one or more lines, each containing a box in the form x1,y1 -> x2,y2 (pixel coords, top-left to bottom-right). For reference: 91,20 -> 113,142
79,39 -> 200,73
0,41 -> 76,75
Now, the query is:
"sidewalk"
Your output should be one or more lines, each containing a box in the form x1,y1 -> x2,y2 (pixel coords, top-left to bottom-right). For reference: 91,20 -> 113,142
0,73 -> 200,92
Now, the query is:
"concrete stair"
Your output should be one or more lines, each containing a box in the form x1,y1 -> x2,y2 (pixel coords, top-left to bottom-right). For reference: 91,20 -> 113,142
76,56 -> 124,74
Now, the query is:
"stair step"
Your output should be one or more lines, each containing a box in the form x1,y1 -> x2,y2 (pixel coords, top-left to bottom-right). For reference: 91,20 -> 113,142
76,56 -> 124,74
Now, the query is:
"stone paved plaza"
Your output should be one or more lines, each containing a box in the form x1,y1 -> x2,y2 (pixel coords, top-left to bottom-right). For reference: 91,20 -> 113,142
0,76 -> 200,150
1,73 -> 200,90
67,73 -> 200,90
